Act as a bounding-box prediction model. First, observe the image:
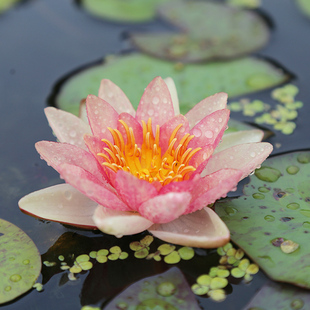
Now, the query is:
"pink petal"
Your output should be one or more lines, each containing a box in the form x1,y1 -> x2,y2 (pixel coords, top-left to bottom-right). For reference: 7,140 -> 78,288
185,92 -> 228,129
93,205 -> 153,237
117,113 -> 143,146
159,179 -> 196,195
86,94 -> 119,140
58,163 -> 130,211
202,142 -> 273,180
98,79 -> 136,116
188,169 -> 243,213
18,184 -> 97,229
35,141 -> 109,185
139,192 -> 191,223
159,114 -> 190,154
164,77 -> 180,115
188,145 -> 214,172
114,171 -> 158,211
136,77 -> 174,131
188,109 -> 230,150
215,130 -> 264,154
44,107 -> 91,150
149,207 -> 230,248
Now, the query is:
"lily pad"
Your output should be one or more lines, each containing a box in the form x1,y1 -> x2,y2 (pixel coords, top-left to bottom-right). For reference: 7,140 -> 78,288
0,219 -> 41,304
130,1 -> 269,62
104,267 -> 200,310
0,0 -> 20,14
243,281 -> 310,309
52,53 -> 291,116
296,0 -> 310,18
215,151 -> 310,288
77,0 -> 174,23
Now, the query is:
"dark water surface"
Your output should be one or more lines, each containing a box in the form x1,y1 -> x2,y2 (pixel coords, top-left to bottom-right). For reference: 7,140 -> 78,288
1,0 -> 310,309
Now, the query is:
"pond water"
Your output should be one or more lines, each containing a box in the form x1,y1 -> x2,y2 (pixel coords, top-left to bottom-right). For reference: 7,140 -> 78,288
1,0 -> 310,309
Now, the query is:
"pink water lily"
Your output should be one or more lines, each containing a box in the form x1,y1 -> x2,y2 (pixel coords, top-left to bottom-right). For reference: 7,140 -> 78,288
19,77 -> 273,248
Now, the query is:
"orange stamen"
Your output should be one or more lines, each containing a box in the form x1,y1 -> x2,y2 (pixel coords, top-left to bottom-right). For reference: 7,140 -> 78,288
97,118 -> 201,185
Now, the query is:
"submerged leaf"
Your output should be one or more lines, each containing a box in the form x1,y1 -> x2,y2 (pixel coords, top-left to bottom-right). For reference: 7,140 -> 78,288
0,219 -> 41,304
131,1 -> 270,62
243,281 -> 310,310
104,267 -> 200,309
53,53 -> 291,116
215,151 -> 310,288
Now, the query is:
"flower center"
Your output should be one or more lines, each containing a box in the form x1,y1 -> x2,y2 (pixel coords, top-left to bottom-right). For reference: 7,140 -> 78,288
97,118 -> 201,186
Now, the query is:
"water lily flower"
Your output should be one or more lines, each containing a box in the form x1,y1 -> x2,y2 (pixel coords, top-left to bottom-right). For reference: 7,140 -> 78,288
19,77 -> 272,248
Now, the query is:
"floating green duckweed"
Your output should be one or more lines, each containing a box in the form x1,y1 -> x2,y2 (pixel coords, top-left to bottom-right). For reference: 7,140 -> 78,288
58,255 -> 65,261
32,283 -> 44,292
0,219 -> 41,304
158,244 -> 175,256
177,247 -> 194,260
231,268 -> 246,278
131,1 -> 269,62
164,251 -> 181,264
215,151 -> 310,288
104,268 -> 200,309
130,235 -> 154,259
207,289 -> 226,302
271,84 -> 299,104
81,306 -> 100,310
55,53 -> 291,116
43,261 -> 56,267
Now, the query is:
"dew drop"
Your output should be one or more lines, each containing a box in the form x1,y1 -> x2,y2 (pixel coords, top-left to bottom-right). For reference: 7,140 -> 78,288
218,117 -> 223,123
163,98 -> 168,104
291,298 -> 304,310
225,207 -> 238,216
193,128 -> 202,137
69,130 -> 76,138
23,259 -> 30,265
264,215 -> 275,222
152,96 -> 159,105
250,152 -> 256,158
205,130 -> 213,139
300,209 -> 310,217
255,166 -> 281,182
286,202 -> 300,210
64,190 -> 72,200
10,274 -> 22,282
116,302 -> 128,310
94,110 -> 99,115
107,92 -> 113,98
286,165 -> 300,175
302,221 -> 310,229
252,193 -> 265,199
148,109 -> 154,116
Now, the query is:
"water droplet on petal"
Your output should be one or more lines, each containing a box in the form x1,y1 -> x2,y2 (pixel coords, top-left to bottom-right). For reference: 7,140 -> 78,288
250,152 -> 256,158
148,109 -> 154,116
152,96 -> 159,105
205,130 -> 213,139
193,128 -> 202,137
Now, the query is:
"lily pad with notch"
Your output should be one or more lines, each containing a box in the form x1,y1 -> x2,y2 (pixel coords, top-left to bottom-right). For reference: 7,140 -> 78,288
215,151 -> 310,288
0,219 -> 41,304
52,53 -> 291,116
130,1 -> 270,62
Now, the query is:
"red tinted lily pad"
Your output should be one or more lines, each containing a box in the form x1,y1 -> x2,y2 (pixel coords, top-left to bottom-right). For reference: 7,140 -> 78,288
131,1 -> 269,62
0,219 -> 41,304
104,267 -> 200,309
215,151 -> 310,288
77,0 -> 174,23
243,281 -> 310,309
53,53 -> 291,116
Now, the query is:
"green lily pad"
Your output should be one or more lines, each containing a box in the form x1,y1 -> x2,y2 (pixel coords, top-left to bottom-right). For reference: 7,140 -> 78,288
104,267 -> 200,310
226,0 -> 261,9
0,219 -> 41,304
215,151 -> 310,288
296,0 -> 310,18
53,53 -> 291,116
131,1 -> 269,62
77,0 -> 175,23
243,281 -> 310,309
0,0 -> 20,14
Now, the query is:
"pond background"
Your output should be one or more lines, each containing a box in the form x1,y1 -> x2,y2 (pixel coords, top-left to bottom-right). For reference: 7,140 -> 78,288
1,0 -> 310,309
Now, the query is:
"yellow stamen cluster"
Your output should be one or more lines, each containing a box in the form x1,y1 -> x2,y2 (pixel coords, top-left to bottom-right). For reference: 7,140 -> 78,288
97,118 -> 201,186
